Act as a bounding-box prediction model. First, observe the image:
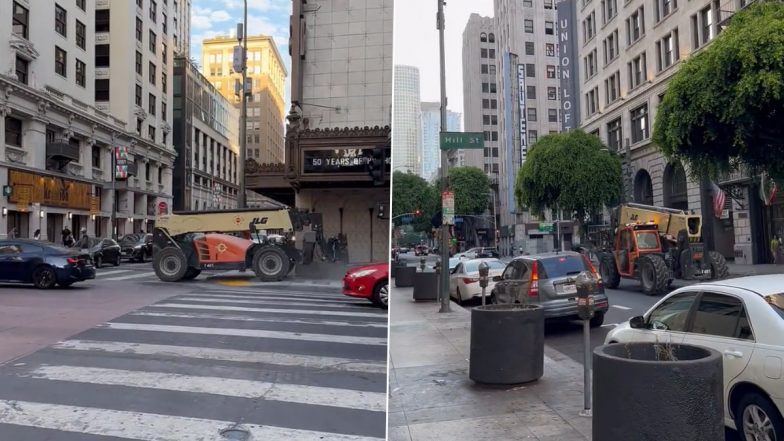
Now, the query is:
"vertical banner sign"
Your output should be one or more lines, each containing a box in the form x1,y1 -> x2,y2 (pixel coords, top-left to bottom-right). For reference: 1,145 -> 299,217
442,191 -> 455,226
114,146 -> 130,180
517,64 -> 528,165
89,195 -> 100,215
558,0 -> 580,130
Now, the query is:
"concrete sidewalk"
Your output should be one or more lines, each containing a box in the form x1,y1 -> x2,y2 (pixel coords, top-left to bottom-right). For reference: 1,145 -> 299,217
726,262 -> 783,277
388,287 -> 592,441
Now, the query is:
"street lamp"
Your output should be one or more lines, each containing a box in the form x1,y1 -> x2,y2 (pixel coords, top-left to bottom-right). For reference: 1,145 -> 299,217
235,1 -> 249,208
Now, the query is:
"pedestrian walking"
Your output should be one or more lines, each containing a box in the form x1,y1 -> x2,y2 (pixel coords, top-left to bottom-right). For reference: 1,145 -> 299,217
62,228 -> 73,247
33,229 -> 41,240
74,227 -> 90,249
8,227 -> 17,239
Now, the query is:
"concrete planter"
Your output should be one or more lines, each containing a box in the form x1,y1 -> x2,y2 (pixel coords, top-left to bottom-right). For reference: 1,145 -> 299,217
412,271 -> 439,301
395,265 -> 416,287
469,304 -> 545,384
593,343 -> 723,441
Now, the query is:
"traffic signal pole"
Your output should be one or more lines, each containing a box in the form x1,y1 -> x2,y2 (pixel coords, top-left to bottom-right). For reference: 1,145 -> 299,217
437,0 -> 450,313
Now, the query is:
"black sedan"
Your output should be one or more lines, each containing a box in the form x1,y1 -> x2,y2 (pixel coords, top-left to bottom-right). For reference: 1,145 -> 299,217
86,238 -> 121,268
0,240 -> 96,289
119,233 -> 153,262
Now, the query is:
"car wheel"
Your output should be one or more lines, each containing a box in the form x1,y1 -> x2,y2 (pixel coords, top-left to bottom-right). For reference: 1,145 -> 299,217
736,392 -> 784,441
589,311 -> 605,328
372,280 -> 388,309
114,254 -> 121,266
32,266 -> 57,289
94,255 -> 103,268
252,246 -> 290,282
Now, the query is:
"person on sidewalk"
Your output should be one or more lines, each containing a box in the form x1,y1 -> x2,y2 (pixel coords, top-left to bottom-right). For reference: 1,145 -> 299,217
8,227 -> 17,239
74,228 -> 90,249
33,229 -> 41,240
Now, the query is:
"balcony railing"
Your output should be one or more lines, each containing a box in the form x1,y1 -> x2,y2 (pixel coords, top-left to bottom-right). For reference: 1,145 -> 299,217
718,0 -> 756,29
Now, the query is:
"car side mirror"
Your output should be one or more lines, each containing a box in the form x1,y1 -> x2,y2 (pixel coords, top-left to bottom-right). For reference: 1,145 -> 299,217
492,275 -> 503,282
629,315 -> 646,329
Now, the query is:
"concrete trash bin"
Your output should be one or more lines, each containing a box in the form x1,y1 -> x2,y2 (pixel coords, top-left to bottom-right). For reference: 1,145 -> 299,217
395,265 -> 416,287
412,271 -> 439,301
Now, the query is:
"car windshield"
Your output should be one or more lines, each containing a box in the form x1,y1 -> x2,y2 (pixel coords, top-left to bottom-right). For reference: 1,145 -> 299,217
636,232 -> 659,249
765,294 -> 784,319
120,234 -> 146,246
463,260 -> 506,273
537,255 -> 588,278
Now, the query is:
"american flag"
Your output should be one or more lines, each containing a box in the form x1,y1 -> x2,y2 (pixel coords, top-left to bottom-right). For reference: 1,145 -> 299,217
711,182 -> 726,219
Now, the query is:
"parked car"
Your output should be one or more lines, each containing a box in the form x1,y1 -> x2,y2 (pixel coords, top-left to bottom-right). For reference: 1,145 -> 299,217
0,240 -> 95,289
605,275 -> 784,439
342,262 -> 389,309
449,258 -> 507,304
119,233 -> 153,262
491,251 -> 609,327
87,238 -> 121,268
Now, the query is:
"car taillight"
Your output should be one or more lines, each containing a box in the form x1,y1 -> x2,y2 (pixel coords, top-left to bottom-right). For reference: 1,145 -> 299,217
462,277 -> 479,284
67,257 -> 79,265
581,254 -> 602,282
528,261 -> 539,297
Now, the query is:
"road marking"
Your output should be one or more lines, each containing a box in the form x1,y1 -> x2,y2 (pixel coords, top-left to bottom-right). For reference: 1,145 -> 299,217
94,270 -> 129,277
101,322 -> 387,346
129,310 -> 388,328
150,302 -> 387,319
102,272 -> 157,281
188,292 -> 357,303
0,400 -> 384,441
171,296 -> 371,309
611,305 -> 632,310
51,340 -> 387,374
25,365 -> 387,412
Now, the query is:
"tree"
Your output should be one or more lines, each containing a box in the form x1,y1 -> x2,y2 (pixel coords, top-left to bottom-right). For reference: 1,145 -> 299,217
515,130 -> 622,224
653,1 -> 784,179
392,171 -> 437,232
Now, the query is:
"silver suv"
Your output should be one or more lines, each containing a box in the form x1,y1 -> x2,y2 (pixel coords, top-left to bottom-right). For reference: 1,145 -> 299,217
491,251 -> 610,327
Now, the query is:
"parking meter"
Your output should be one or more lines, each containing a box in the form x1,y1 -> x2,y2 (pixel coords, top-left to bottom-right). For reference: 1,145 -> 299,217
478,261 -> 490,305
574,271 -> 597,320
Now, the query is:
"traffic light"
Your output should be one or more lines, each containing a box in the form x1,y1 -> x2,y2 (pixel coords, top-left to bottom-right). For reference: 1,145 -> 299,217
367,147 -> 385,186
376,203 -> 388,220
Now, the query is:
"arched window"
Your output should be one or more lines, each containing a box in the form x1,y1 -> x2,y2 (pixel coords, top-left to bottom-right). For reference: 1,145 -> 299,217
488,33 -> 496,43
634,169 -> 654,205
480,32 -> 487,42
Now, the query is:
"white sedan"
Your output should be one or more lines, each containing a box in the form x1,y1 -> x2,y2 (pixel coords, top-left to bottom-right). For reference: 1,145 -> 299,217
449,258 -> 507,304
605,275 -> 784,440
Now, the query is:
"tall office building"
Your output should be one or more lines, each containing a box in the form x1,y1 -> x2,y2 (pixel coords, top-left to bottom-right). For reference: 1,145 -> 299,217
202,35 -> 287,165
576,0 -> 759,261
494,0 -> 563,254
0,0 -> 183,240
420,102 -> 460,181
392,65 -> 422,175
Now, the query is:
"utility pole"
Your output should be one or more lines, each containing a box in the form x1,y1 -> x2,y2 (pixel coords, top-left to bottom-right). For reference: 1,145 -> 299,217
437,0 -> 450,313
237,0 -> 248,209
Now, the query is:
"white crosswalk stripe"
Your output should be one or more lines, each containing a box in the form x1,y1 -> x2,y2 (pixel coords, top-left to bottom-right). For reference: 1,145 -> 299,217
0,285 -> 387,440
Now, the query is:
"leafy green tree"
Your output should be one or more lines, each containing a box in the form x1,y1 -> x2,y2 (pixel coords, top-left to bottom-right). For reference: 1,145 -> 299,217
434,167 -> 491,246
515,130 -> 622,224
653,1 -> 784,179
392,171 -> 437,232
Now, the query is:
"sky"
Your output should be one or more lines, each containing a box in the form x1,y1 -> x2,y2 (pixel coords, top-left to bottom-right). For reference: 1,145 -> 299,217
189,0 -> 292,107
393,0 -> 494,118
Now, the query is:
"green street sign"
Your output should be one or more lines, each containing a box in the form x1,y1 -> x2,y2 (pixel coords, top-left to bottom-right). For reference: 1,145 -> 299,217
539,222 -> 554,233
440,132 -> 484,150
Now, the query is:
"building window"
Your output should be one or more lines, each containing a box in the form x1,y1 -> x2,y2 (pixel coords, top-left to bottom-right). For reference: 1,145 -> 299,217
627,7 -> 645,45
488,33 -> 495,43
489,49 -> 496,59
481,48 -> 488,58
527,85 -> 536,99
483,99 -> 489,109
491,115 -> 498,125
548,108 -> 559,122
162,43 -> 168,64
692,6 -> 714,48
481,64 -> 488,74
601,0 -> 618,23
149,62 -> 156,84
136,119 -> 142,135
148,93 -> 156,115
545,21 -> 555,35
545,0 -> 554,9
162,13 -> 168,34
482,83 -> 489,93
55,47 -> 67,77
95,79 -> 110,101
15,56 -> 28,84
96,9 -> 110,32
607,117 -> 622,151
547,87 -> 557,100
631,104 -> 649,143
137,0 -> 143,7
135,84 -> 142,106
77,0 -> 86,10
655,0 -> 677,22
483,114 -> 491,124
524,19 -> 534,33
523,0 -> 533,6
602,32 -> 617,66
526,63 -> 535,77
96,44 -> 110,67
162,73 -> 167,93
586,87 -> 599,116
150,0 -> 157,22
584,49 -> 598,79
527,108 -> 537,121
489,65 -> 496,75
161,102 -> 167,121
136,17 -> 143,42
75,59 -> 86,87
13,2 -> 29,39
583,11 -> 597,41
528,130 -> 538,144
5,116 -> 22,147
135,51 -> 142,74
525,42 -> 535,55
656,29 -> 679,72
92,145 -> 101,168
605,70 -> 621,104
149,125 -> 156,141
545,43 -> 555,57
490,82 -> 497,93
546,65 -> 557,79
149,31 -> 156,53
55,4 -> 67,37
491,99 -> 497,109
628,52 -> 647,89
480,33 -> 487,42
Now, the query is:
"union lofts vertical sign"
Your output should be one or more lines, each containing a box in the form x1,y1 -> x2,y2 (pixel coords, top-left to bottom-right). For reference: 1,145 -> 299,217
517,64 -> 527,164
557,0 -> 580,130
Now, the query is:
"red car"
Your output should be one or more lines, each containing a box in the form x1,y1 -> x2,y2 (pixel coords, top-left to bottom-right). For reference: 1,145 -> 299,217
342,262 -> 389,309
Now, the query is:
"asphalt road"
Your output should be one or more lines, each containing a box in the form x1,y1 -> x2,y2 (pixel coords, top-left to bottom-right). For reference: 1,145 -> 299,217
0,263 -> 387,440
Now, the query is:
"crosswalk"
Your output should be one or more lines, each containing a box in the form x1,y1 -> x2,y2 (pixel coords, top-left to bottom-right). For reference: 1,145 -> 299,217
94,266 -> 345,288
0,284 -> 388,440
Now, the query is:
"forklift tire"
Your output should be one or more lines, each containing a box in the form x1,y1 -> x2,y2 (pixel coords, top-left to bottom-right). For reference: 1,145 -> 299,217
153,247 -> 188,282
708,251 -> 729,280
252,246 -> 290,282
639,254 -> 669,296
599,253 -> 621,289
182,268 -> 201,280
